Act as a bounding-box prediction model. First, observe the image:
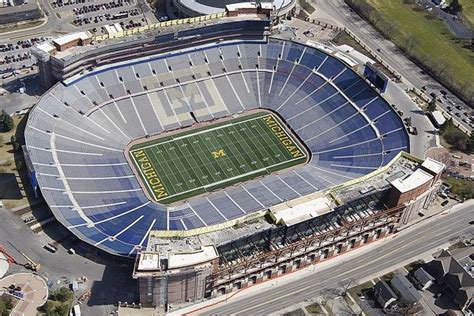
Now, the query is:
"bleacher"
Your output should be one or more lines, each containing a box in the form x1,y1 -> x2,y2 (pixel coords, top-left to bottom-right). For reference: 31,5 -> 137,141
25,38 -> 409,256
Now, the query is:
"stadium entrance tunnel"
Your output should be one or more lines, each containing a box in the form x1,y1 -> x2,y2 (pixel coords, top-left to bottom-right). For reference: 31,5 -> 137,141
25,38 -> 409,256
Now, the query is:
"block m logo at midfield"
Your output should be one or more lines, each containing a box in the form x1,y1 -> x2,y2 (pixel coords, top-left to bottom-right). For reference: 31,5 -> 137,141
211,149 -> 226,159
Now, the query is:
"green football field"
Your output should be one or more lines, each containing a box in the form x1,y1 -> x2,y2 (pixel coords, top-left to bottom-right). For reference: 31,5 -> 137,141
128,112 -> 308,204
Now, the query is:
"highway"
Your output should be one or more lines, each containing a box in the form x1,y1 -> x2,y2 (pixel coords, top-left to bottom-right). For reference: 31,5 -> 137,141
201,202 -> 473,315
313,0 -> 473,133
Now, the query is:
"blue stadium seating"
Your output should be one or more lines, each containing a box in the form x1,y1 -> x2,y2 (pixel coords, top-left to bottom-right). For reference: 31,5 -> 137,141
25,38 -> 409,256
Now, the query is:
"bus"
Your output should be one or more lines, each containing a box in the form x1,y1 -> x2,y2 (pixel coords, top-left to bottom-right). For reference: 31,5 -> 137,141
112,12 -> 128,20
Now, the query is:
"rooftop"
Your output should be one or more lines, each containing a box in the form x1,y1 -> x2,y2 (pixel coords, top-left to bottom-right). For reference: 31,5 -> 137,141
179,0 -> 291,15
391,273 -> 422,303
374,280 -> 397,301
334,156 -> 417,203
137,252 -> 160,271
333,51 -> 358,68
226,1 -> 273,11
413,267 -> 435,284
270,195 -> 332,226
36,42 -> 55,53
422,157 -> 445,175
53,31 -> 91,47
336,44 -> 376,66
431,111 -> 447,126
390,168 -> 433,193
451,246 -> 474,278
168,245 -> 218,269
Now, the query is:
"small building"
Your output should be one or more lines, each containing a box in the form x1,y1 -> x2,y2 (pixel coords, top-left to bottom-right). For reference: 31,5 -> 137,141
52,32 -> 92,52
427,111 -> 446,128
374,281 -> 398,309
390,274 -> 422,307
104,23 -> 124,36
413,267 -> 435,290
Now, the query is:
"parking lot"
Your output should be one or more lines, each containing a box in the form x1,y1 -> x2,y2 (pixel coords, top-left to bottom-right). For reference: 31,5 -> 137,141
442,98 -> 474,129
0,37 -> 50,78
47,0 -> 157,35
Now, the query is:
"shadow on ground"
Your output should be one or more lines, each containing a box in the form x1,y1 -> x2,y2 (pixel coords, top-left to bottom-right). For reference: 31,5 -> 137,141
0,172 -> 22,199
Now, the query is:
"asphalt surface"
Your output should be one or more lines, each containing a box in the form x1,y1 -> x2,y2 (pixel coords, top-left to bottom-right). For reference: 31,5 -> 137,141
0,206 -> 137,315
0,0 -> 157,40
0,1 -> 75,41
202,201 -> 473,315
313,0 -> 473,132
383,80 -> 436,158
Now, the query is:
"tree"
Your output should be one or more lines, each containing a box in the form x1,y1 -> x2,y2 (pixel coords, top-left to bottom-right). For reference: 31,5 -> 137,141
319,288 -> 338,311
53,287 -> 73,303
0,110 -> 14,132
404,35 -> 420,54
427,98 -> 437,112
13,142 -> 20,152
53,287 -> 72,303
54,303 -> 70,316
444,128 -> 469,150
337,278 -> 357,296
448,0 -> 463,14
469,133 -> 474,153
0,296 -> 14,316
39,300 -> 57,314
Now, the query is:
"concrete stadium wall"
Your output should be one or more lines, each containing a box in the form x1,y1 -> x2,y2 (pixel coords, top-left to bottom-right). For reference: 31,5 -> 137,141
211,223 -> 396,297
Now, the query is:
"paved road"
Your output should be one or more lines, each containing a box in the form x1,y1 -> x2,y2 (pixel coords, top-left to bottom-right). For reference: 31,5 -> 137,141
202,202 -> 473,315
313,0 -> 472,132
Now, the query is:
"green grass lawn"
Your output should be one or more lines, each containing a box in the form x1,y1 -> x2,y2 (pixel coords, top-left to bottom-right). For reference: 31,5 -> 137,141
444,176 -> 474,199
129,112 -> 307,204
439,119 -> 472,153
305,302 -> 323,314
380,272 -> 395,282
283,308 -> 306,316
404,260 -> 425,273
459,0 -> 474,26
366,0 -> 473,99
348,281 -> 374,299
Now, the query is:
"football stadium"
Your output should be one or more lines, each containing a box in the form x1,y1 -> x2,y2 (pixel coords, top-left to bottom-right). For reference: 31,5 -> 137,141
25,5 -> 446,309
